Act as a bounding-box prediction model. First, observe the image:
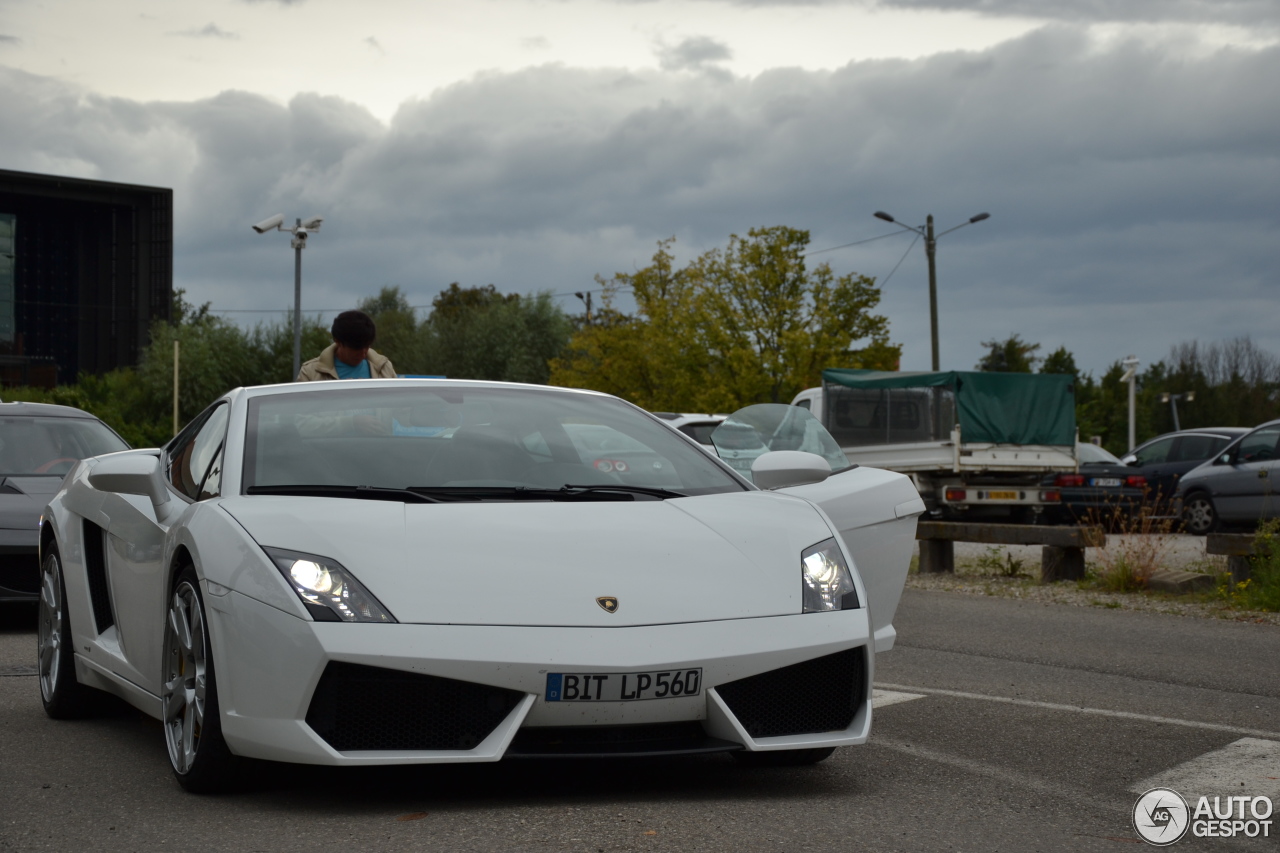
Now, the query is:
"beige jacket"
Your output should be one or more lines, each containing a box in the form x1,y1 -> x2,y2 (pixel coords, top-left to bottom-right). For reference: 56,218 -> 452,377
295,343 -> 397,382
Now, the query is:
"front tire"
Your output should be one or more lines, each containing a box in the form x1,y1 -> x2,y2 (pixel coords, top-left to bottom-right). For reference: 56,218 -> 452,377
162,566 -> 239,793
732,747 -> 836,767
1182,492 -> 1219,536
38,544 -> 103,718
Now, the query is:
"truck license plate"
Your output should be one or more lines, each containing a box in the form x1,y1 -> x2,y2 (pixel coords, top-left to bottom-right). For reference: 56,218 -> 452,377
986,490 -> 1019,501
545,669 -> 703,702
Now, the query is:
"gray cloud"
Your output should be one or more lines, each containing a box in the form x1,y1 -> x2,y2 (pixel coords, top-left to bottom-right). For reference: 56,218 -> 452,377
522,36 -> 551,50
170,23 -> 239,40
655,36 -> 733,72
0,35 -> 20,46
620,0 -> 1280,27
364,36 -> 385,54
0,24 -> 1276,376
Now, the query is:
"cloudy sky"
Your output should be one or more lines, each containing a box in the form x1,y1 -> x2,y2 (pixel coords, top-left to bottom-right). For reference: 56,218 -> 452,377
1,0 -> 1277,376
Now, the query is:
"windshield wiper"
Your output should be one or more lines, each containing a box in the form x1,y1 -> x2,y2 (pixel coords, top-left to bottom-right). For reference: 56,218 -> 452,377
247,485 -> 442,503
560,484 -> 687,499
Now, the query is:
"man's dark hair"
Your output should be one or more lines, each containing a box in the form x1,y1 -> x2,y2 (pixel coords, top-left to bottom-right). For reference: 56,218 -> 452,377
331,310 -> 376,349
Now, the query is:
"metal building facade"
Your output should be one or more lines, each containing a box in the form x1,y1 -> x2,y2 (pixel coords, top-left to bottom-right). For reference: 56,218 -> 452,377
0,169 -> 172,386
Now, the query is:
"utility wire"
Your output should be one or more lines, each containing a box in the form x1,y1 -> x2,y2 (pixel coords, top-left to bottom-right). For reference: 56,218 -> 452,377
877,234 -> 920,288
805,231 -> 904,256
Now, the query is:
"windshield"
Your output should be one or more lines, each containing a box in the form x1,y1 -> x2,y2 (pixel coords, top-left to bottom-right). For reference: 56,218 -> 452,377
0,416 -> 129,476
1077,443 -> 1121,464
710,404 -> 849,483
242,386 -> 746,498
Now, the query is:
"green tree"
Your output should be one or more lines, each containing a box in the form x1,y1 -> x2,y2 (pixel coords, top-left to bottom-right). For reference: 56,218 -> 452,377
358,286 -> 423,374
423,285 -> 572,383
977,334 -> 1041,373
551,228 -> 899,412
1039,346 -> 1078,376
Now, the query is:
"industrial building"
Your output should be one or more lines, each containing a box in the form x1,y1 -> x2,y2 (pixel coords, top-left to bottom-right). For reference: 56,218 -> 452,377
0,169 -> 172,386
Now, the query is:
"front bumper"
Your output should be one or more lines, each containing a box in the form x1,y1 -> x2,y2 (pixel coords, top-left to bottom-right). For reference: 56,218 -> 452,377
205,589 -> 875,765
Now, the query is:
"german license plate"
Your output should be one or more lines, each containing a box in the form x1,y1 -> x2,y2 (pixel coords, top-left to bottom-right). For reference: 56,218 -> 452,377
986,490 -> 1019,501
545,669 -> 703,702
1091,478 -> 1122,487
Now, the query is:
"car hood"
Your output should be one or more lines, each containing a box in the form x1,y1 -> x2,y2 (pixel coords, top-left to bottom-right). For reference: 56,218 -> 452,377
0,476 -> 62,530
219,491 -> 834,627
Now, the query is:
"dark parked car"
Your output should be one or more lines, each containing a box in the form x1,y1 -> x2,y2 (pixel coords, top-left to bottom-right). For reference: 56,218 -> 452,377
1120,427 -> 1250,512
0,402 -> 130,601
1177,419 -> 1280,535
1044,443 -> 1147,524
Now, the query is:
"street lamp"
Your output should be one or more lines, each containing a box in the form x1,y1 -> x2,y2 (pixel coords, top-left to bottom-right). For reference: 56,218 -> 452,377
574,291 -> 593,325
1121,355 -> 1140,451
252,214 -> 324,380
873,210 -> 990,371
1160,391 -> 1195,432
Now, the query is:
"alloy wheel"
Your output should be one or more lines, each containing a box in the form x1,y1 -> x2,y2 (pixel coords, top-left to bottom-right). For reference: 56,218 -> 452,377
37,552 -> 63,702
162,580 -> 208,775
1184,495 -> 1216,535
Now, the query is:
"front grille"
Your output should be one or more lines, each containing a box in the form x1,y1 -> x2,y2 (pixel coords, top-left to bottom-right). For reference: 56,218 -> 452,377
716,648 -> 865,739
305,662 -> 524,751
0,553 -> 39,595
507,722 -> 740,758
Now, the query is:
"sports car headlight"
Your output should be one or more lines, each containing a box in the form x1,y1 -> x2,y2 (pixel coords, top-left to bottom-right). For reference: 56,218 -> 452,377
801,538 -> 857,613
264,547 -> 396,623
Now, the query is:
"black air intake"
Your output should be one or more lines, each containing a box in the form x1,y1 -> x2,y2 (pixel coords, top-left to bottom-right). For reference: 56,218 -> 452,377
305,662 -> 524,751
715,647 -> 866,739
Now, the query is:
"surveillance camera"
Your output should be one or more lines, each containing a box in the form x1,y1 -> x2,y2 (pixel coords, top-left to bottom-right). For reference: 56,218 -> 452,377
252,214 -> 285,234
300,216 -> 323,231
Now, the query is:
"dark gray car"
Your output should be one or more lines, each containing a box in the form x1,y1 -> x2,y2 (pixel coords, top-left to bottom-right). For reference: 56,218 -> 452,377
1176,419 -> 1280,535
0,401 -> 130,601
1121,427 -> 1250,513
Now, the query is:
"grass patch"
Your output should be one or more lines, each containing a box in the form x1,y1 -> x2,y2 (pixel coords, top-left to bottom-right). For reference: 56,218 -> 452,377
972,546 -> 1029,578
1215,520 -> 1280,612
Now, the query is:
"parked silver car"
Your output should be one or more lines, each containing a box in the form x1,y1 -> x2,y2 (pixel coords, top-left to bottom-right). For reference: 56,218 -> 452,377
1177,419 -> 1280,535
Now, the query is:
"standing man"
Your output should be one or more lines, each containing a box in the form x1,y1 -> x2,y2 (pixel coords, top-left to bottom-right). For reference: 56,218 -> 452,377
296,310 -> 397,381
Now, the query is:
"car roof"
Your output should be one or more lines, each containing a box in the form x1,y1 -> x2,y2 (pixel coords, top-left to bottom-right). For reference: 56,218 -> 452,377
1138,427 -> 1251,445
0,401 -> 106,420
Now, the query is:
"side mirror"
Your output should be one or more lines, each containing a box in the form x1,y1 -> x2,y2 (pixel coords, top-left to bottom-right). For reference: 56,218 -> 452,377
751,451 -> 831,490
1121,455 -> 1137,466
1214,453 -> 1232,466
88,453 -> 172,513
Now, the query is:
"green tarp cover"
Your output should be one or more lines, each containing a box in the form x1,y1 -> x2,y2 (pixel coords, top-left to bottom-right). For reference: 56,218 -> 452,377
822,369 -> 1076,446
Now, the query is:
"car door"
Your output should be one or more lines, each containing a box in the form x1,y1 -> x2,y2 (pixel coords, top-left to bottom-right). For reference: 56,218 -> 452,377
98,403 -> 228,693
1161,435 -> 1226,506
1128,436 -> 1176,502
1213,425 -> 1280,523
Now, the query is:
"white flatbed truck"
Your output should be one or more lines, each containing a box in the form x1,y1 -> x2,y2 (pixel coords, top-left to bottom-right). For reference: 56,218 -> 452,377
791,369 -> 1079,521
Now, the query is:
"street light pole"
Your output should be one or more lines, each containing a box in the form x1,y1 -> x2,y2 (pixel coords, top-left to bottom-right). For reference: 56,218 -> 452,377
1121,355 -> 1140,451
1160,391 -> 1195,432
252,213 -> 324,380
873,210 -> 989,372
924,215 -> 939,372
293,218 -> 303,379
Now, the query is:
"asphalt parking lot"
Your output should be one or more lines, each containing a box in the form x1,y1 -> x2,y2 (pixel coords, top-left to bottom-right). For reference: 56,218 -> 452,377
2,588 -> 1278,852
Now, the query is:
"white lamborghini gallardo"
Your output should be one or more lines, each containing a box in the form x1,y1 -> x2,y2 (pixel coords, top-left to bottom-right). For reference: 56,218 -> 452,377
37,380 -> 923,791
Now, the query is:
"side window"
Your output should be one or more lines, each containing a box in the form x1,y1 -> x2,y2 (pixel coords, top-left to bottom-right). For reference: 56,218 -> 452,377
1209,436 -> 1233,456
1237,427 -> 1280,463
795,399 -> 812,410
1133,437 -> 1174,466
167,404 -> 230,500
1171,435 -> 1217,463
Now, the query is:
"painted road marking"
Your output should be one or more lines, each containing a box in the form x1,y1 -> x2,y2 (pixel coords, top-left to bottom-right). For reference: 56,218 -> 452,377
872,689 -> 926,709
1131,738 -> 1280,803
875,682 -> 1280,740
